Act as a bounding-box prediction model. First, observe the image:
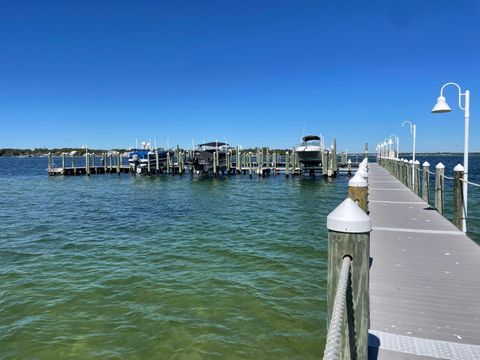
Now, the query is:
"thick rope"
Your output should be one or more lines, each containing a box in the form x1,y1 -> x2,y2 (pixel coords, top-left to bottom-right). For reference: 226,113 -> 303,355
459,178 -> 480,187
323,256 -> 352,360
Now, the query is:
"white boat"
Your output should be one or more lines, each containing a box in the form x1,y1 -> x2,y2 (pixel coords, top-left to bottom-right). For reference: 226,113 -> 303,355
295,135 -> 324,166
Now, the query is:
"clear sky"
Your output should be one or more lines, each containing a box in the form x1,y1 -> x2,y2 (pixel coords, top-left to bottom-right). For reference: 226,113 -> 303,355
0,0 -> 479,152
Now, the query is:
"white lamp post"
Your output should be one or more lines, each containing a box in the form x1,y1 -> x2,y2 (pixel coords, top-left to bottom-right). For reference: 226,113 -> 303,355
432,82 -> 470,233
389,134 -> 399,159
401,121 -> 416,189
388,138 -> 393,158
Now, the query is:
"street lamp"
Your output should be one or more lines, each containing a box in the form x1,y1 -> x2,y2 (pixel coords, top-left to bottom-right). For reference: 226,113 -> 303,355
388,138 -> 393,158
401,121 -> 416,189
432,82 -> 470,233
389,134 -> 399,159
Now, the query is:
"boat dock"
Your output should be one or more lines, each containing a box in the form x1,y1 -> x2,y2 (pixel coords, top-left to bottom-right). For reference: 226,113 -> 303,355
47,149 -> 362,177
368,163 -> 480,359
324,160 -> 480,360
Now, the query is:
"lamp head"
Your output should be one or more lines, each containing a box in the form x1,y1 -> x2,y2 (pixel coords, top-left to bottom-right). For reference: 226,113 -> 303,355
432,96 -> 451,113
388,139 -> 393,145
383,141 -> 387,146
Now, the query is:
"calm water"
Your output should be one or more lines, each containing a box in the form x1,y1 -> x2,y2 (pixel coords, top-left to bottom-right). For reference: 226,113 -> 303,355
1,156 -> 479,359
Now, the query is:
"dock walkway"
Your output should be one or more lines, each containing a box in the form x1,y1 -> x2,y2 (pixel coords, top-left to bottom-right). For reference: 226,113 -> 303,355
368,163 -> 480,360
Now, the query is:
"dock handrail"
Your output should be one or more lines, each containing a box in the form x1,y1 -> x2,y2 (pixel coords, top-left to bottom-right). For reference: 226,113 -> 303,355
460,177 -> 480,187
323,256 -> 352,360
378,157 -> 475,232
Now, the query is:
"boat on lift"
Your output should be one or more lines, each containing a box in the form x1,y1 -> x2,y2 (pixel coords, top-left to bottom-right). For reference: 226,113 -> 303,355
128,141 -> 173,174
295,135 -> 325,166
191,142 -> 229,175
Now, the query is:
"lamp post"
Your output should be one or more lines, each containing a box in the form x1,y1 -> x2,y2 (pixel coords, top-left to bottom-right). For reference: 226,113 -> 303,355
389,134 -> 399,159
387,138 -> 393,158
401,121 -> 416,189
432,82 -> 470,233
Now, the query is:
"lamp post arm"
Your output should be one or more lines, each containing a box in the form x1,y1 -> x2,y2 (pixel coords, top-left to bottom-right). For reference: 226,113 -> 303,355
440,82 -> 466,110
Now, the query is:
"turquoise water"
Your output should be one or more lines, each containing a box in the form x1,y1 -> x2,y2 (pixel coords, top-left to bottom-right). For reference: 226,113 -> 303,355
0,158 -> 351,359
2,156 -> 479,359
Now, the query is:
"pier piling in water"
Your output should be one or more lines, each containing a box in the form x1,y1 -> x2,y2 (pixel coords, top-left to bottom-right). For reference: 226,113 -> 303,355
326,198 -> 371,360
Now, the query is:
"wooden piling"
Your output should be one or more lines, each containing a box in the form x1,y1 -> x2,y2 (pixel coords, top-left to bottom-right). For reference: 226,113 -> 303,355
414,160 -> 420,196
327,198 -> 371,360
435,162 -> 445,214
348,174 -> 368,212
167,152 -> 171,174
285,151 -> 290,178
453,164 -> 465,231
85,151 -> 90,175
322,151 -> 328,176
422,161 -> 430,204
61,154 -> 65,175
332,138 -> 337,175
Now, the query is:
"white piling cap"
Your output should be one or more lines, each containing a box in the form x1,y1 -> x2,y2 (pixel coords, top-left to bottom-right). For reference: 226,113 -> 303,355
327,198 -> 372,233
414,160 -> 420,165
349,173 -> 368,187
436,162 -> 445,169
423,161 -> 430,167
403,159 -> 408,163
356,167 -> 368,178
408,160 -> 413,164
347,159 -> 352,164
454,164 -> 464,172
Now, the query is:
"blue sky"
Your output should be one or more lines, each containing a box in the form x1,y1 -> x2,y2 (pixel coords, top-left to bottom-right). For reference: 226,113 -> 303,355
0,0 -> 479,152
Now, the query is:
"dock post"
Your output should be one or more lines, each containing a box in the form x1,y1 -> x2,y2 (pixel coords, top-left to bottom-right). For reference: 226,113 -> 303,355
103,153 -> 107,173
266,148 -> 270,174
332,138 -> 337,175
285,151 -> 290,178
422,162 -> 430,204
347,159 -> 352,176
236,146 -> 240,173
248,152 -> 252,177
273,152 -> 277,174
348,173 -> 368,212
403,159 -> 409,187
85,150 -> 90,176
147,152 -> 151,174
435,162 -> 445,214
414,160 -> 420,196
364,142 -> 368,159
61,153 -> 65,175
453,164 -> 465,231
256,148 -> 261,176
322,151 -> 328,176
326,198 -> 371,360
167,152 -> 171,174
155,149 -> 159,173
117,154 -> 121,173
213,151 -> 217,176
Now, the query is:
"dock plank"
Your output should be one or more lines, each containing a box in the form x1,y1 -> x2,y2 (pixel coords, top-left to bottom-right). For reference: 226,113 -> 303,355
368,163 -> 480,360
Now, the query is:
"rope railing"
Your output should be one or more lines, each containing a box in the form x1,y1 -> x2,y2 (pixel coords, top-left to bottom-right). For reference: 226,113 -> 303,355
441,174 -> 454,181
323,256 -> 352,360
459,178 -> 480,187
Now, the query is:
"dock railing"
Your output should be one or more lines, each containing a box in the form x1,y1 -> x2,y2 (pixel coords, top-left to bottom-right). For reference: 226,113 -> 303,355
379,157 -> 480,233
324,162 -> 371,360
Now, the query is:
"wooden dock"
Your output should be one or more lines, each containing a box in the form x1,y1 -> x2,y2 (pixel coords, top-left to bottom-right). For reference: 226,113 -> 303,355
368,163 -> 480,359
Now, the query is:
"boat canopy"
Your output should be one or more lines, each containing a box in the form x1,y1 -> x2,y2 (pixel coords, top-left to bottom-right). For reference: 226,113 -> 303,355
302,135 -> 321,142
197,142 -> 228,147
